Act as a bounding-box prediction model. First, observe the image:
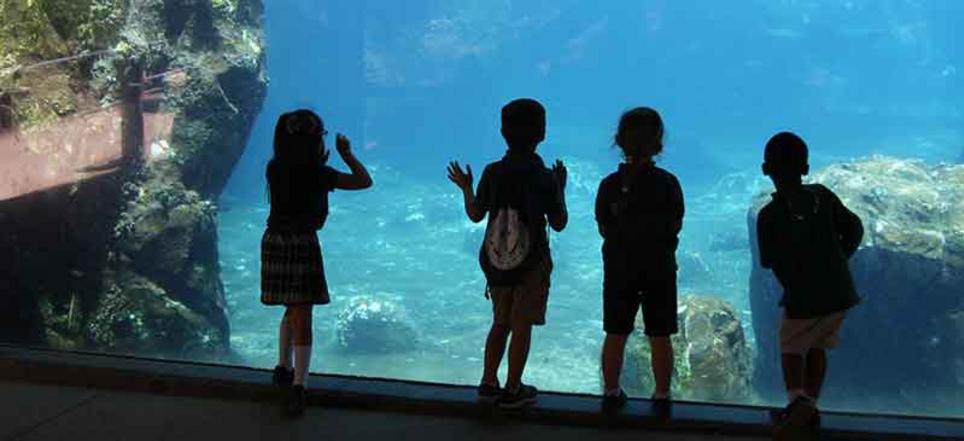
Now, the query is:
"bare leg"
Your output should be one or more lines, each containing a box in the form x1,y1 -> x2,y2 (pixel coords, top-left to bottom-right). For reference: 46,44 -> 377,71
278,310 -> 293,369
288,305 -> 314,386
781,353 -> 807,402
805,348 -> 827,401
650,336 -> 673,398
602,334 -> 629,392
481,324 -> 510,386
504,324 -> 533,391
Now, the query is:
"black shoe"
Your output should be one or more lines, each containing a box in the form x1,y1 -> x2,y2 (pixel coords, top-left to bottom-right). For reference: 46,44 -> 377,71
773,397 -> 817,441
272,366 -> 294,387
498,384 -> 538,409
651,396 -> 672,420
477,383 -> 502,404
285,385 -> 306,417
601,389 -> 628,414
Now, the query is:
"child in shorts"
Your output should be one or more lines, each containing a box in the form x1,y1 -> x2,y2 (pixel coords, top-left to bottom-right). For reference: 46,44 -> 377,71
756,132 -> 863,436
596,107 -> 684,415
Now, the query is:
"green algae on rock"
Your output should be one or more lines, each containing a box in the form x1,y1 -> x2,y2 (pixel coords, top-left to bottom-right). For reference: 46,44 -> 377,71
0,0 -> 266,360
621,295 -> 752,402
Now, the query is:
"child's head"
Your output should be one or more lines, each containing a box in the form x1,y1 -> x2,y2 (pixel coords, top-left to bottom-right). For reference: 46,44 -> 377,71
763,131 -> 809,181
501,98 -> 546,152
615,107 -> 663,161
273,109 -> 327,165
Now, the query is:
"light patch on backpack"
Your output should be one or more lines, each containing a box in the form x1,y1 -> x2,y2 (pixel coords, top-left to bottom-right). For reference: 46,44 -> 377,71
485,207 -> 531,270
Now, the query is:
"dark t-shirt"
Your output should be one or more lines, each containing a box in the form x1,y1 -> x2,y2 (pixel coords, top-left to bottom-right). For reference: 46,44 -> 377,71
266,160 -> 338,232
756,184 -> 863,319
595,162 -> 684,281
473,151 -> 564,258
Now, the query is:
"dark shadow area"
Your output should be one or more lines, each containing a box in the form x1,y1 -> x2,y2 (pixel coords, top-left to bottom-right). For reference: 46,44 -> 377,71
0,171 -> 124,350
0,345 -> 960,440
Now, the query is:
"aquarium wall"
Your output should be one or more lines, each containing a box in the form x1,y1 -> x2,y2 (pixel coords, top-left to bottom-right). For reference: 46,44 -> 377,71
2,0 -> 962,418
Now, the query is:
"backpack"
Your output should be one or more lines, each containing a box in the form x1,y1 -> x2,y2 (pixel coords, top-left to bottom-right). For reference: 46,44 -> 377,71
480,160 -> 543,286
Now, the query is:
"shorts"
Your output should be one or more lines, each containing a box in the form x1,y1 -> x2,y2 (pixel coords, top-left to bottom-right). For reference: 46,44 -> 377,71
490,257 -> 552,328
779,310 -> 847,355
603,272 -> 678,337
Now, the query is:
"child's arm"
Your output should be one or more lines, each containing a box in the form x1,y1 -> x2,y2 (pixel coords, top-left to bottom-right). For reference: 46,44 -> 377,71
830,191 -> 864,258
447,161 -> 485,223
668,175 -> 684,236
594,180 -> 609,238
333,134 -> 373,190
756,209 -> 774,269
547,160 -> 568,232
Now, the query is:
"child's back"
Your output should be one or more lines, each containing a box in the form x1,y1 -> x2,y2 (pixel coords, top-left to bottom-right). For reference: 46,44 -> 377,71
757,183 -> 862,319
596,161 -> 683,279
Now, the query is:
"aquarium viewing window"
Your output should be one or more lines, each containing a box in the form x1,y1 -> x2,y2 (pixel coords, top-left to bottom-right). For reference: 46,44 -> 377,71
1,0 -> 962,419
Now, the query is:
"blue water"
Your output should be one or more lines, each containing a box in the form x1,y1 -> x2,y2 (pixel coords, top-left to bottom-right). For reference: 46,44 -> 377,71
219,0 -> 963,412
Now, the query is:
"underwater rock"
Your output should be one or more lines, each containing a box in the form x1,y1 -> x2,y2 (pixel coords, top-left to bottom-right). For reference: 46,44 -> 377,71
88,269 -> 226,359
677,251 -> 713,286
0,0 -> 266,359
335,296 -> 418,354
748,156 -> 964,411
622,295 -> 751,401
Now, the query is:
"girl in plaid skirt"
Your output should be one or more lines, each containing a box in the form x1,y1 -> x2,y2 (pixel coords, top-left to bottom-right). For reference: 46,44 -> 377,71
262,109 -> 372,416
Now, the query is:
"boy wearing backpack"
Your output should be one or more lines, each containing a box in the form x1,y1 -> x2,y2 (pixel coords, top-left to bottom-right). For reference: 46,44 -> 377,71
447,98 -> 568,409
757,132 -> 863,439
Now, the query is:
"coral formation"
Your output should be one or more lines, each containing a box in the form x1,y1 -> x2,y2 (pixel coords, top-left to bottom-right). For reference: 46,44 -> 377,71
336,296 -> 419,354
622,295 -> 751,401
0,0 -> 266,359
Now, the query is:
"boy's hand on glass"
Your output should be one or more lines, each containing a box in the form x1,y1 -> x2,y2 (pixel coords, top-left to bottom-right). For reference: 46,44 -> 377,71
336,134 -> 352,157
553,159 -> 567,190
447,161 -> 473,192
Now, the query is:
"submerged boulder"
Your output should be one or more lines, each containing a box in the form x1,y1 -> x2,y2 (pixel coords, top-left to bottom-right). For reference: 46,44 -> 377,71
748,157 -> 964,414
622,295 -> 751,402
336,296 -> 418,354
0,0 -> 266,359
88,269 -> 225,359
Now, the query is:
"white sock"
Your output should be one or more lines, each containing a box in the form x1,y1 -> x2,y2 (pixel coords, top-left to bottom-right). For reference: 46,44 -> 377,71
787,389 -> 810,403
605,388 -> 622,397
278,317 -> 293,369
293,345 -> 311,387
652,391 -> 670,400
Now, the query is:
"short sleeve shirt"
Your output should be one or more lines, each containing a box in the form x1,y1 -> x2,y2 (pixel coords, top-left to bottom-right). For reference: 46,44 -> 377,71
473,151 -> 563,255
266,160 -> 338,232
595,162 -> 684,280
756,184 -> 863,318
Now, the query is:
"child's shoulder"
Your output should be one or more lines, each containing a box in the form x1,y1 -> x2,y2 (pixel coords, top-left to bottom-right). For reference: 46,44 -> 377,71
652,165 -> 681,185
805,183 -> 843,204
757,197 -> 780,222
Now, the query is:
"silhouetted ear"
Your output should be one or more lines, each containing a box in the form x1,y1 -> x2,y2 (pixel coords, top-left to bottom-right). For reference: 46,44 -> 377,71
802,164 -> 810,176
762,162 -> 771,176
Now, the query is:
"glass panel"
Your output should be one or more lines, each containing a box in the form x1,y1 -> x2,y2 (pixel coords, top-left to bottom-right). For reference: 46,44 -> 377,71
2,0 -> 961,419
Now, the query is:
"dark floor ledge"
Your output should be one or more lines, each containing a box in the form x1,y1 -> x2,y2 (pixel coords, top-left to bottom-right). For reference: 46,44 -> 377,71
0,344 -> 960,440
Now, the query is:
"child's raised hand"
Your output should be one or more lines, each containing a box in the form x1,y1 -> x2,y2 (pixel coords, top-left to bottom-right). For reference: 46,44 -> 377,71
447,161 -> 473,191
553,159 -> 567,190
336,133 -> 352,157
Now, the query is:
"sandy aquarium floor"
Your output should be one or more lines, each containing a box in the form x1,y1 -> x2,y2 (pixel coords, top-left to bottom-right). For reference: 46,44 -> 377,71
217,159 -> 761,397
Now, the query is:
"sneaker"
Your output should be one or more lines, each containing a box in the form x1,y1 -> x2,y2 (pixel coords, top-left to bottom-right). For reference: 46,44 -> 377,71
272,366 -> 294,387
773,397 -> 817,441
498,384 -> 538,409
601,389 -> 628,414
651,396 -> 673,420
477,383 -> 502,404
285,385 -> 306,417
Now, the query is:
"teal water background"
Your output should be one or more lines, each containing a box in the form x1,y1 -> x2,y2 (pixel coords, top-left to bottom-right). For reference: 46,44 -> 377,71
219,0 -> 963,413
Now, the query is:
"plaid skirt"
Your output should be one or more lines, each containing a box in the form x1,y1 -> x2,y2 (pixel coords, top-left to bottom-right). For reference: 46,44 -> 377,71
260,230 -> 330,305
